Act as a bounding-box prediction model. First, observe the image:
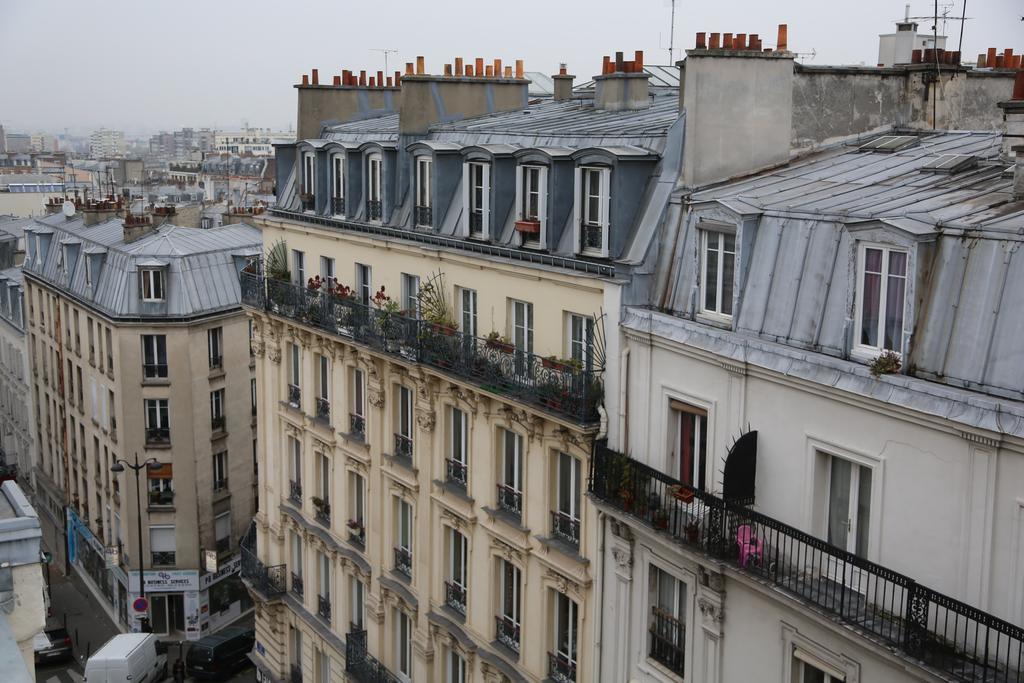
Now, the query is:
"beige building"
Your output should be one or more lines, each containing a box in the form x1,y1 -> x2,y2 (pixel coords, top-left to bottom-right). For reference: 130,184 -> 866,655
0,480 -> 47,679
23,204 -> 262,637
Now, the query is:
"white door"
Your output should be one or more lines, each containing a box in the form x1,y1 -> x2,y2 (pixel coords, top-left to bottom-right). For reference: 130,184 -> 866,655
825,455 -> 872,591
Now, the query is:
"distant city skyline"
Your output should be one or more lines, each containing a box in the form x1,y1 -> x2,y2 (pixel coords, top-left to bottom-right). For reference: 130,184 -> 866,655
1,0 -> 1020,133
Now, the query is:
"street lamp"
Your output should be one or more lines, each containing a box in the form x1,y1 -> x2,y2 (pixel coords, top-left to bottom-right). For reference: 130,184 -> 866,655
111,453 -> 160,633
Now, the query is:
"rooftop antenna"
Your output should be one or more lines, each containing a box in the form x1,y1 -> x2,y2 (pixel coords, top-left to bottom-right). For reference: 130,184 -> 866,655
371,48 -> 398,76
668,0 -> 676,63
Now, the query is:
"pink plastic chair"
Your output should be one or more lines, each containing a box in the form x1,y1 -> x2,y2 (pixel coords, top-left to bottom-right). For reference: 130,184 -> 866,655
736,525 -> 763,568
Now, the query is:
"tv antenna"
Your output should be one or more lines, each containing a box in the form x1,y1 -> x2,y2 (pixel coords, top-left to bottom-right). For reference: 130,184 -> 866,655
371,48 -> 398,75
658,0 -> 679,63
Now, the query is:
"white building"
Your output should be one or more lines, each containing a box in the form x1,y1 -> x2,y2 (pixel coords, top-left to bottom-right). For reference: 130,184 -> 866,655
0,480 -> 46,679
89,129 -> 126,158
214,128 -> 293,156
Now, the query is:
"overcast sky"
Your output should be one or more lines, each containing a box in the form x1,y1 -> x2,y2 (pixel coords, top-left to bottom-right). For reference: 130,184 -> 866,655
1,0 -> 1020,137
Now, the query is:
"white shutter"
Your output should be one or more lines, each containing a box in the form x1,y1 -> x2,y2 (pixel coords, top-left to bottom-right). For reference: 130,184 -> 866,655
482,164 -> 491,239
600,168 -> 611,257
538,166 -> 549,247
460,162 -> 470,237
150,526 -> 176,552
793,648 -> 846,681
572,166 -> 582,254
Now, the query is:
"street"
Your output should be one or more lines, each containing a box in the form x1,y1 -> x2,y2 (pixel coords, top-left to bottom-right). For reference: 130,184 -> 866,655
37,547 -> 255,683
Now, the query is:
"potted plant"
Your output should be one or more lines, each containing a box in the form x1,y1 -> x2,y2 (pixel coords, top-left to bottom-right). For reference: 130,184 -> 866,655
311,496 -> 330,513
514,218 -> 541,234
670,484 -> 695,504
652,508 -> 669,530
307,275 -> 324,291
869,350 -> 902,377
485,331 -> 514,353
685,522 -> 700,543
416,271 -> 459,335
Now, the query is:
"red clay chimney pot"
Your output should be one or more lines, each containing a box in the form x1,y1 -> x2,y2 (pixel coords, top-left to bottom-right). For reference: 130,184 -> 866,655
777,24 -> 788,52
301,74 -> 309,85
722,33 -> 733,49
696,32 -> 706,49
311,68 -> 319,85
1012,71 -> 1024,99
735,33 -> 746,50
709,33 -> 720,49
455,57 -> 464,76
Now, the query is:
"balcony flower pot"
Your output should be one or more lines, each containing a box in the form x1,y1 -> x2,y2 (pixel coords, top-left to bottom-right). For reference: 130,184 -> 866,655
670,484 -> 695,504
542,356 -> 568,371
485,331 -> 514,353
653,509 -> 669,530
685,522 -> 700,544
514,219 -> 541,235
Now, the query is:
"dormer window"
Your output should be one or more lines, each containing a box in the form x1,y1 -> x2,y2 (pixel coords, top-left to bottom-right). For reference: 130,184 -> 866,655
367,154 -> 382,222
466,162 -> 490,239
331,154 -> 345,216
516,165 -> 547,248
699,228 -> 735,319
415,157 -> 433,228
57,247 -> 66,277
140,268 -> 165,302
85,258 -> 92,287
855,244 -> 906,355
578,166 -> 610,257
301,152 -> 316,212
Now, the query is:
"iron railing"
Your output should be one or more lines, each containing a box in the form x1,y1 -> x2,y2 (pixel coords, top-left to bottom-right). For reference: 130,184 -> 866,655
445,580 -> 467,615
291,572 -> 304,597
211,415 -> 225,432
581,222 -> 605,252
349,413 -> 366,441
314,500 -> 330,526
497,484 -> 522,518
315,397 -> 330,422
366,200 -> 382,221
590,445 -> 1024,683
649,607 -> 685,676
240,523 -> 286,597
393,433 -> 413,464
394,546 -> 412,578
317,594 -> 331,622
290,664 -> 302,683
148,489 -> 174,506
345,627 -> 401,683
548,652 -> 578,683
331,197 -> 345,215
151,551 -> 176,566
414,205 -> 432,227
495,615 -> 521,654
145,427 -> 170,444
287,383 -> 301,408
213,477 -> 228,492
469,212 -> 484,236
209,355 -> 223,370
446,458 -> 468,488
143,363 -> 168,379
301,195 -> 316,212
241,272 -> 602,423
551,511 -> 581,547
289,479 -> 302,503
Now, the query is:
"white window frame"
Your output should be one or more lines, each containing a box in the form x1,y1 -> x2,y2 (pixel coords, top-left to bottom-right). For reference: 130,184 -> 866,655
142,334 -> 167,378
500,557 -> 521,628
395,497 -> 412,557
458,287 -> 477,337
367,153 -> 383,221
509,299 -> 534,354
462,161 -> 490,239
670,401 -> 708,491
302,153 -> 316,199
355,263 -> 371,305
140,268 -> 165,302
553,591 -> 579,675
557,452 -> 581,524
210,388 -> 224,421
449,527 -> 467,589
317,550 -> 330,599
292,250 -> 305,286
289,343 -> 301,390
394,608 -> 412,680
446,649 -> 467,683
351,367 -> 365,418
331,154 -> 344,215
349,471 -> 365,527
401,273 -> 420,317
350,575 -> 365,628
574,165 -> 611,257
290,532 -> 303,577
397,385 -> 413,441
318,354 -> 329,401
515,164 -> 548,248
319,256 -> 335,286
145,398 -> 169,430
316,451 -> 330,502
853,243 -> 908,358
566,313 -> 594,367
415,157 -> 432,210
207,327 -> 222,368
501,428 -> 523,494
449,406 -> 468,468
699,228 -> 736,319
289,435 -> 302,484
213,450 -> 228,490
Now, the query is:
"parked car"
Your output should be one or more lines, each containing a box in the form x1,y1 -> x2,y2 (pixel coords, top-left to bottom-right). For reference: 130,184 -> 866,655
84,633 -> 168,683
185,627 -> 255,680
33,627 -> 73,665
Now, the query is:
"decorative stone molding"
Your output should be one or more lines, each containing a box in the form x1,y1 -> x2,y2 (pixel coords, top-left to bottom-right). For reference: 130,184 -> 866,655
346,457 -> 368,475
698,597 -> 724,626
491,538 -> 523,565
252,340 -> 266,358
611,544 -> 633,579
440,508 -> 469,531
553,426 -> 588,453
447,385 -> 479,415
268,345 -> 281,364
416,410 -> 436,432
391,481 -> 413,501
960,431 -> 1001,449
545,569 -> 582,599
720,360 -> 747,377
500,406 -> 543,442
368,389 -> 385,409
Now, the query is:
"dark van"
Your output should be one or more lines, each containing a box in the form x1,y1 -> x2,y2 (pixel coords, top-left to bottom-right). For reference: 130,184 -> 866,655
185,627 -> 255,680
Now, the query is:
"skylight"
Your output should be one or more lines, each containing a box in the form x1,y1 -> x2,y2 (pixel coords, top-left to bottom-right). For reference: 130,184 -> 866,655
857,135 -> 920,153
920,154 -> 978,174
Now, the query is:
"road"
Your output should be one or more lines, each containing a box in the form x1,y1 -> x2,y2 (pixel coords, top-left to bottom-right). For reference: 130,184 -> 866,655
36,541 -> 255,683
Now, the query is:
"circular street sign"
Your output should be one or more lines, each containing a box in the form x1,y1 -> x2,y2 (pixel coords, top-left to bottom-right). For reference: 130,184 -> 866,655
133,597 -> 149,613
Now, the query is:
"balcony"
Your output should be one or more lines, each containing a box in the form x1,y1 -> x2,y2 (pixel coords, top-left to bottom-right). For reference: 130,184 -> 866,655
289,479 -> 302,504
317,594 -> 331,622
496,484 -> 522,518
393,546 -> 412,578
590,445 -> 1024,683
648,606 -> 685,676
145,427 -> 170,446
495,615 -> 520,654
414,205 -> 432,228
444,580 -> 466,615
347,519 -> 366,548
287,383 -> 301,408
551,511 -> 580,547
445,458 -> 468,489
548,652 -> 578,683
240,524 -> 286,598
290,664 -> 302,683
209,355 -> 223,371
349,413 -> 365,441
214,477 -> 229,493
345,627 -> 400,683
393,433 -> 413,466
331,197 -> 345,216
291,572 -> 304,597
151,551 -> 176,566
241,272 -> 601,424
148,489 -> 174,507
366,200 -> 382,222
313,498 -> 330,526
143,363 -> 168,379
211,415 -> 225,433
315,397 -> 330,423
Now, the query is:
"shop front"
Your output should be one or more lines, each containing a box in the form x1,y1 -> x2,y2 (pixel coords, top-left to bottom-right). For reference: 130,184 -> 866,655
126,569 -> 200,637
198,555 -> 253,637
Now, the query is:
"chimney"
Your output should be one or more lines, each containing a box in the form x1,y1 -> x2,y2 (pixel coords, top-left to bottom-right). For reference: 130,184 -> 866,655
122,213 -> 155,243
295,65 -> 402,140
81,197 -> 123,227
553,63 -> 575,101
998,73 -> 1024,158
681,25 -> 795,187
594,50 -> 650,111
398,56 -> 529,135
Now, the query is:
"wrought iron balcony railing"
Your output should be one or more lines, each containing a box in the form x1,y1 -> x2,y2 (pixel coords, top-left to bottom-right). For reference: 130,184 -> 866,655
345,628 -> 401,683
148,489 -> 174,507
551,511 -> 581,547
289,479 -> 302,503
151,551 -> 176,566
468,211 -> 484,236
590,444 -> 1024,683
445,458 -> 468,489
649,607 -> 685,676
213,477 -> 228,492
145,427 -> 170,445
291,572 -> 304,597
445,580 -> 466,615
290,664 -> 302,683
496,484 -> 522,518
393,433 -> 413,464
301,195 -> 316,212
240,272 -> 601,423
287,383 -> 301,408
495,615 -> 521,654
209,355 -> 223,370
581,222 -> 605,252
349,413 -> 365,441
143,363 -> 168,379
331,197 -> 345,216
414,205 -> 432,228
211,415 -> 225,432
317,594 -> 331,622
347,519 -> 366,547
548,652 -> 578,683
315,397 -> 330,422
240,524 -> 286,598
314,499 -> 330,526
366,200 -> 382,222
393,546 -> 412,578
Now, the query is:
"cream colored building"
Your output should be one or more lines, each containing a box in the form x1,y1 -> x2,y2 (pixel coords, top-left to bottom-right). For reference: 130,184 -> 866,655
0,480 -> 47,678
23,205 -> 262,637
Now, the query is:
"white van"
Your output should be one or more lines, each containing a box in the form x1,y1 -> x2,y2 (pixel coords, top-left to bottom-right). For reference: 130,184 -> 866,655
84,633 -> 168,683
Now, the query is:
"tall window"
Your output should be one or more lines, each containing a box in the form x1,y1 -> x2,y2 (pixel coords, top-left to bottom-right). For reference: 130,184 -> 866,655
355,264 -> 371,305
446,650 -> 467,683
510,299 -> 534,354
579,166 -> 610,256
825,454 -> 872,558
497,558 -> 521,653
288,436 -> 302,498
317,550 -> 330,618
140,269 -> 164,302
700,229 -> 735,317
467,162 -> 489,238
319,256 -> 335,287
447,406 -> 468,488
316,649 -> 331,683
552,592 -> 579,681
251,377 -> 257,416
459,288 -> 477,337
415,157 -> 432,227
150,526 -> 176,566
796,660 -> 844,683
394,497 -> 413,577
207,327 -> 223,369
316,354 -> 330,422
210,389 -> 225,431
857,245 -> 906,354
648,566 -> 686,677
349,472 -> 366,544
331,155 -> 345,216
350,367 -> 366,440
316,452 -> 330,511
213,451 -> 228,491
302,153 -> 315,197
292,250 -> 306,285
567,313 -> 594,368
395,609 -> 412,679
395,385 -> 413,461
288,343 -> 301,407
147,462 -> 173,506
554,453 -> 582,546
141,334 -> 167,378
350,576 -> 365,628
290,626 -> 303,670
401,273 -> 420,316
290,533 -> 304,593
518,165 -> 545,246
498,428 -> 523,518
144,398 -> 170,443
215,511 -> 231,553
447,528 -> 468,614
671,401 -> 707,491
367,154 -> 382,221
